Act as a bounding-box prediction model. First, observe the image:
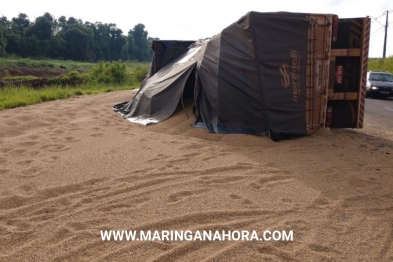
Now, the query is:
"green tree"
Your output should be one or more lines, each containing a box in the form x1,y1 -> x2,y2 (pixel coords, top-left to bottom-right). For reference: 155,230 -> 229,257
11,13 -> 30,34
49,35 -> 66,58
0,12 -> 156,61
129,24 -> 151,61
5,33 -> 23,55
25,13 -> 55,41
23,13 -> 58,57
0,17 -> 8,56
58,16 -> 68,31
0,16 -> 10,27
125,34 -> 135,60
64,23 -> 93,61
4,13 -> 30,56
91,22 -> 111,60
23,35 -> 50,57
109,24 -> 126,61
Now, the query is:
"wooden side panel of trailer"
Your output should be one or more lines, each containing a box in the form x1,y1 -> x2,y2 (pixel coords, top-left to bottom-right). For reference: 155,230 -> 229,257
305,14 -> 333,134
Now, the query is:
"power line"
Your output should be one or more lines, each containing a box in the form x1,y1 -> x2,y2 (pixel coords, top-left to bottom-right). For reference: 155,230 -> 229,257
375,12 -> 386,19
371,20 -> 385,27
371,13 -> 387,27
371,9 -> 393,23
372,26 -> 385,35
371,10 -> 391,57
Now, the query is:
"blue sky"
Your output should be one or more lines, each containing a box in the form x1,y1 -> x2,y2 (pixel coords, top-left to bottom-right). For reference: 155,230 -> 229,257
1,0 -> 392,57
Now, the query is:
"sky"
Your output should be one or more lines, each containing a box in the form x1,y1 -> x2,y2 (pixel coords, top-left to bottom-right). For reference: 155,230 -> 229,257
1,0 -> 392,58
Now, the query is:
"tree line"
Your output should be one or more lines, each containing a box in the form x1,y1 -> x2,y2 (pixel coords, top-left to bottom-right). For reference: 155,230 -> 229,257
0,13 -> 157,62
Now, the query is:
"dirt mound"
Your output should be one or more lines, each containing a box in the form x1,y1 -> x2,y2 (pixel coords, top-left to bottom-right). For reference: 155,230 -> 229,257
0,78 -> 48,88
0,67 -> 67,78
0,67 -> 83,88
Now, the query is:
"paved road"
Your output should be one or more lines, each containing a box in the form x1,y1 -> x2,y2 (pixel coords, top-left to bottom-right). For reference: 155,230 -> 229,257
365,97 -> 393,130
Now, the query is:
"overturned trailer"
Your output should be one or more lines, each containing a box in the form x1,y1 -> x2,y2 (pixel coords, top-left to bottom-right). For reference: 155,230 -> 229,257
113,11 -> 370,140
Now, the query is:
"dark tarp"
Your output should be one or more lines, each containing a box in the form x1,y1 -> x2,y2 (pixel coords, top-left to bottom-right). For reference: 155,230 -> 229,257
113,11 -> 311,140
112,40 -> 208,125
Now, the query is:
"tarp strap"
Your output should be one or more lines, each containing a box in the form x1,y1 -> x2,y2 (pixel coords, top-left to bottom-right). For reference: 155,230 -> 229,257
180,88 -> 189,119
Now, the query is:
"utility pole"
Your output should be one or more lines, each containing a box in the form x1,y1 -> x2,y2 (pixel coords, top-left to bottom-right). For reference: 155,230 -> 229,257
383,10 -> 389,58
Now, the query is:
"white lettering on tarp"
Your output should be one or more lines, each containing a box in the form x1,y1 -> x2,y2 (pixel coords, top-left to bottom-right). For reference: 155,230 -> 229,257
290,49 -> 301,102
279,49 -> 301,102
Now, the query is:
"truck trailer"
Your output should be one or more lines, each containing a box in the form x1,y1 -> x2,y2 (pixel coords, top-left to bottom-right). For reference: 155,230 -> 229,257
113,12 -> 371,140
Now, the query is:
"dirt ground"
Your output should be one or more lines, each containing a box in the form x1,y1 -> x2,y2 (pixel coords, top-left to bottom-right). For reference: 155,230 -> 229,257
0,90 -> 392,261
0,67 -> 79,88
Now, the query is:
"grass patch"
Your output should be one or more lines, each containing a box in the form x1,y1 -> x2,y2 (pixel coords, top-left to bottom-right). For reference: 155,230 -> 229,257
0,57 -> 95,71
47,61 -> 149,87
0,83 -> 139,111
0,59 -> 149,111
0,57 -> 149,73
2,75 -> 41,81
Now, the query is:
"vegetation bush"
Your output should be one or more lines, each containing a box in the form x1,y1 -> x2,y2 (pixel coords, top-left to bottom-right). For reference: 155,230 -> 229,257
133,65 -> 150,82
46,60 -> 143,86
89,60 -> 127,84
48,70 -> 87,86
368,56 -> 393,73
